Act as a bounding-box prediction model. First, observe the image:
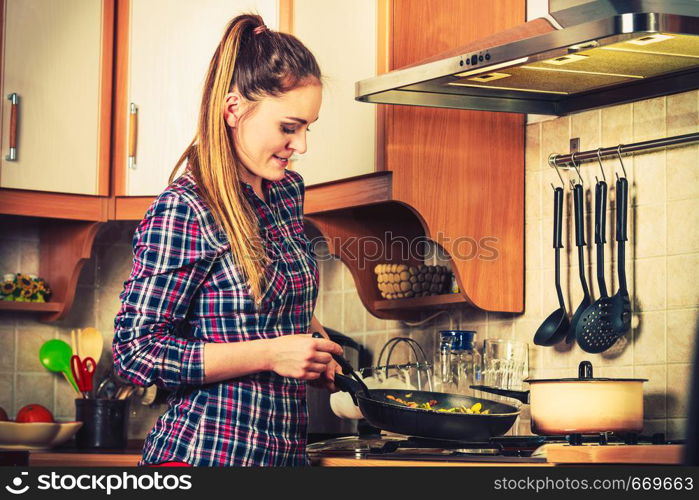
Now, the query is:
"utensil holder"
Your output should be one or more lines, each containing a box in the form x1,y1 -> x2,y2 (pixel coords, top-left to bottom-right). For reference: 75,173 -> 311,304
75,398 -> 129,449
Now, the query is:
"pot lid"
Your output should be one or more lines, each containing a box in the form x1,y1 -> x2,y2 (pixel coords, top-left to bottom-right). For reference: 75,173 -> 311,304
525,361 -> 648,383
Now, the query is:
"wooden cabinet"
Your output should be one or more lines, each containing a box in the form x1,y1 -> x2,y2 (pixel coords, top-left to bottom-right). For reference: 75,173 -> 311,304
0,0 -> 113,196
290,0 -> 377,186
306,0 -> 525,317
113,0 -> 280,197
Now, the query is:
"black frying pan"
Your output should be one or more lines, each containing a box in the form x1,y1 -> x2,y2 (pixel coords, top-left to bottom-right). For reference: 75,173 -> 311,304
312,333 -> 520,441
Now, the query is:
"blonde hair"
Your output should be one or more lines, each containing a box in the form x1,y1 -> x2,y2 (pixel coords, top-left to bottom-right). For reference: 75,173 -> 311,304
169,14 -> 321,303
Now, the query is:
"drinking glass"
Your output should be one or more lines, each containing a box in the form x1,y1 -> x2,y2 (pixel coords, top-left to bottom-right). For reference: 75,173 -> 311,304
481,339 -> 529,390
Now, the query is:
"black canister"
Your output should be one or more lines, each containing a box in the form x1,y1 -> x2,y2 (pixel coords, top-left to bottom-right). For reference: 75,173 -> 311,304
75,399 -> 129,449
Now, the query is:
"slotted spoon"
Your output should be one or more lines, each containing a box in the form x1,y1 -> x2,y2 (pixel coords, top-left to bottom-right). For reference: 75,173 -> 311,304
576,176 -> 631,352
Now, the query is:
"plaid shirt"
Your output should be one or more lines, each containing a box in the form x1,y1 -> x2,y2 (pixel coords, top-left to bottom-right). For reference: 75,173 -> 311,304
112,169 -> 319,466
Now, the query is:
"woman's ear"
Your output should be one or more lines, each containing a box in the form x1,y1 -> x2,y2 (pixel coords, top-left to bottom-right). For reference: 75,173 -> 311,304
223,91 -> 244,128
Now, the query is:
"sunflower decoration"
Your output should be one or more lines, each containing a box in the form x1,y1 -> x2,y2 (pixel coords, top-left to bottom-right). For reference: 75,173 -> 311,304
0,273 -> 52,302
0,280 -> 15,300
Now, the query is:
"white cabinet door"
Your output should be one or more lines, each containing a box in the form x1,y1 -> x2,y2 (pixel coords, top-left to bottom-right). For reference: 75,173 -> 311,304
124,0 -> 278,196
292,0 -> 377,186
0,0 -> 106,195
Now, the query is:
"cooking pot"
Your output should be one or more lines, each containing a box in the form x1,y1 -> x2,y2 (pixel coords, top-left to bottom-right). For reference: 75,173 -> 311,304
472,361 -> 647,435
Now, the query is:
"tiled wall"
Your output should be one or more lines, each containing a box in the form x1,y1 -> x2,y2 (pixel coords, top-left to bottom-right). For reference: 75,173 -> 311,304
0,91 -> 697,439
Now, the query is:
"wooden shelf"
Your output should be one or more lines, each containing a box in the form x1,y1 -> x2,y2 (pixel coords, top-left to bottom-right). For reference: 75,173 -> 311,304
0,218 -> 102,322
305,171 -> 392,215
373,293 -> 467,312
0,301 -> 63,313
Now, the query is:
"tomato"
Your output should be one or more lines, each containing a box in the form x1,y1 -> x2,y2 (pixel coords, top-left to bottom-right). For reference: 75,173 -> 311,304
15,404 -> 54,423
0,406 -> 8,421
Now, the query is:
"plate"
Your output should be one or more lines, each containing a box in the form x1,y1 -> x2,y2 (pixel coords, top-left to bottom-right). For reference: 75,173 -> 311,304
0,421 -> 83,450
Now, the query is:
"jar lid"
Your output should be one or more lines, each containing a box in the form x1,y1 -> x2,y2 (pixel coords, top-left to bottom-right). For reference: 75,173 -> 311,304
440,330 -> 477,350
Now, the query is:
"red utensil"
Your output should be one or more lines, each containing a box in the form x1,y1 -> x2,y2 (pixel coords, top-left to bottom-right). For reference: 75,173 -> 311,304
70,355 -> 96,398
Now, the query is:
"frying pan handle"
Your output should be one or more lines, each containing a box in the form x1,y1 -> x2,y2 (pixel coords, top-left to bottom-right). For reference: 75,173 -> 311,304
311,332 -> 370,395
573,183 -> 586,248
553,187 -> 564,249
470,385 -> 530,404
334,374 -> 363,405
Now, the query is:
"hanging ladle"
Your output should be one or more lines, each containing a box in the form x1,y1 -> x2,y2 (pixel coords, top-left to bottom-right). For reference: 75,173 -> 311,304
565,155 -> 591,345
534,163 -> 569,346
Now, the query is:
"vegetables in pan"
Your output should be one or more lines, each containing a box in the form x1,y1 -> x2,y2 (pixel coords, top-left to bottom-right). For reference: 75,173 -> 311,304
386,395 -> 490,414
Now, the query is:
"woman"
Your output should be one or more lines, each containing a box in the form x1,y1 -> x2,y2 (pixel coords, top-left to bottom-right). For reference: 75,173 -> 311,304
112,14 -> 343,467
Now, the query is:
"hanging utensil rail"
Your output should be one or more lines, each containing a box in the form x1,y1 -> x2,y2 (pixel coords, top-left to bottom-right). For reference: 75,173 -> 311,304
549,132 -> 699,168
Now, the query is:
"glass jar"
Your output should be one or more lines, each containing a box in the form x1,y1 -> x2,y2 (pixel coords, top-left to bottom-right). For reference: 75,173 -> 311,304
436,331 -> 457,393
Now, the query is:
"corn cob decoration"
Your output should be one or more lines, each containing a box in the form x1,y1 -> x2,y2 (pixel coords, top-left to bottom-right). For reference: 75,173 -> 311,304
374,264 -> 452,299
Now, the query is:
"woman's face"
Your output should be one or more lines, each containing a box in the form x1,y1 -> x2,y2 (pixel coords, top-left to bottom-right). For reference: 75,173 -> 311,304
225,82 -> 322,185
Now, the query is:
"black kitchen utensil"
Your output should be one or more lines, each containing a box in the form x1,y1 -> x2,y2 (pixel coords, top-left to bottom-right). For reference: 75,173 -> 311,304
534,186 -> 570,346
316,333 -> 521,441
594,179 -> 609,298
576,176 -> 631,352
565,183 -> 591,344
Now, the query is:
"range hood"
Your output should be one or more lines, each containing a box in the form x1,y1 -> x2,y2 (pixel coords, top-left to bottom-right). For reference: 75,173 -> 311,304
355,0 -> 699,115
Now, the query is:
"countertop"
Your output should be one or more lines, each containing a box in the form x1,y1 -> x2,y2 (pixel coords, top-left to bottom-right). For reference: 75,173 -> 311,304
1,443 -> 684,467
0,440 -> 145,467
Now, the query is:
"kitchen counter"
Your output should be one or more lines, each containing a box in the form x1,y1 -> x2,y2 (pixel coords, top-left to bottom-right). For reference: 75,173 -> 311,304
0,440 -> 145,467
1,443 -> 684,467
311,444 -> 684,467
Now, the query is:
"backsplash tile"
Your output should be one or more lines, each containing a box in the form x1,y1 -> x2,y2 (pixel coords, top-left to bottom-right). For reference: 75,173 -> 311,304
667,254 -> 699,309
0,374 -> 14,415
15,322 -> 56,372
15,374 -> 54,413
667,146 -> 699,201
601,103 -> 633,145
667,199 -> 699,255
0,325 -> 15,373
667,308 -> 699,364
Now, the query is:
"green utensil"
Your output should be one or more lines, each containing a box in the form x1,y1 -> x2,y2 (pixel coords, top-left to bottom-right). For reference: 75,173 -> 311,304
39,339 -> 79,394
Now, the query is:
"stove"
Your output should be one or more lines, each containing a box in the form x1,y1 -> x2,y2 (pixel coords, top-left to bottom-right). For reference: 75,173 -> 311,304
307,433 -> 685,464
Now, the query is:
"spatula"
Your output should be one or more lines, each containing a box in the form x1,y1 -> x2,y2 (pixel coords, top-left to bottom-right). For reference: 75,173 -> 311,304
78,327 -> 103,364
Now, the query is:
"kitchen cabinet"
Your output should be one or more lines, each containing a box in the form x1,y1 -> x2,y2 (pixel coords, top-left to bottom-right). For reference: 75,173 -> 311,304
113,0 -> 280,197
0,0 -> 113,196
305,0 -> 525,318
0,1 -> 293,320
290,0 -> 377,186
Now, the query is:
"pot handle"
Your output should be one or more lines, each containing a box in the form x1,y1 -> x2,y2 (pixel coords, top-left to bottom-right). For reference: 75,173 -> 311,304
578,361 -> 594,379
470,385 -> 530,404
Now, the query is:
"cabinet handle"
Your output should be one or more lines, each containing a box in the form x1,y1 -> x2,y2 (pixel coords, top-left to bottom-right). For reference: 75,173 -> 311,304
128,103 -> 138,169
5,93 -> 18,161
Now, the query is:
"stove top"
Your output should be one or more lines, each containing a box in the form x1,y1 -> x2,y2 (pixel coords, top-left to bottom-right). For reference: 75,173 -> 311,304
307,433 -> 684,464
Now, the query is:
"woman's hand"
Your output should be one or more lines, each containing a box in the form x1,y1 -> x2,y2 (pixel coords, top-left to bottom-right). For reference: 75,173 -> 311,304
308,358 -> 342,392
266,334 -> 343,381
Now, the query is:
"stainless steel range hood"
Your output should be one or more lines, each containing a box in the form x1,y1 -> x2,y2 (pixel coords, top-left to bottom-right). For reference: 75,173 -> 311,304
355,1 -> 699,115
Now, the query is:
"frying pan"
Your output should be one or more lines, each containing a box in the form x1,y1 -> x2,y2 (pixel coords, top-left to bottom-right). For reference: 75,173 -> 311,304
313,334 -> 520,441
333,375 -> 519,441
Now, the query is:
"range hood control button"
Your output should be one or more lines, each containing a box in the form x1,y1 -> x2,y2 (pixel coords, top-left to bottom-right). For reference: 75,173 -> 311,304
478,55 -> 484,62
470,55 -> 478,65
485,53 -> 491,60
